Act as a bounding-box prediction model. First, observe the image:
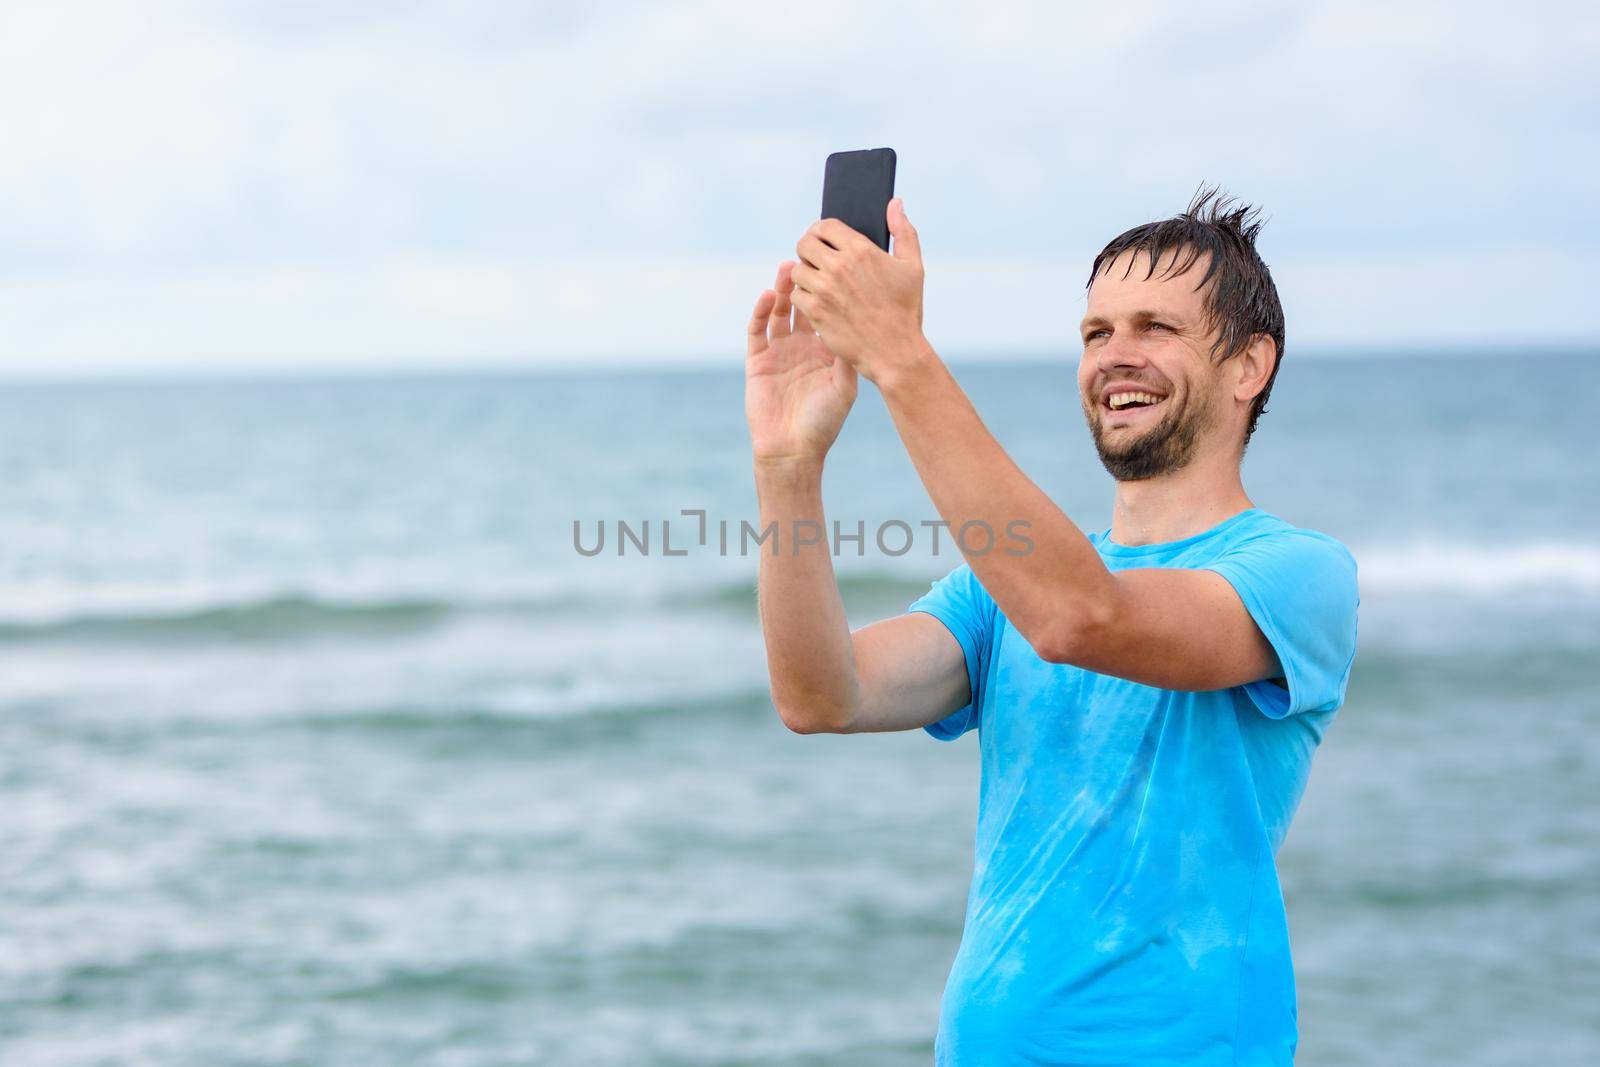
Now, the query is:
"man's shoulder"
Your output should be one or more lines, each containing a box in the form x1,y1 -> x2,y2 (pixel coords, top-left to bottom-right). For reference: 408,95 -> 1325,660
1205,511 -> 1361,623
1220,510 -> 1357,568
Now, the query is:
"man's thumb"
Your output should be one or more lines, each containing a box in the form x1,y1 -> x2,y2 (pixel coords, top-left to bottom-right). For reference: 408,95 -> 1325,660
888,198 -> 921,263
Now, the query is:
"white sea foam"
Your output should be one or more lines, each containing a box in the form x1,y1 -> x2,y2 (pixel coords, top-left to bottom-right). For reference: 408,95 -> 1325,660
1354,541 -> 1600,596
0,539 -> 1593,635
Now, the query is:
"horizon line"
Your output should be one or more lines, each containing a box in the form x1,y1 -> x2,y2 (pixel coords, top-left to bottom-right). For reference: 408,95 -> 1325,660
1,339 -> 1596,387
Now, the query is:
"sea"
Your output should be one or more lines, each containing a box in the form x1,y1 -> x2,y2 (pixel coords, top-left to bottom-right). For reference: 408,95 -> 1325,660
1,351 -> 1597,1066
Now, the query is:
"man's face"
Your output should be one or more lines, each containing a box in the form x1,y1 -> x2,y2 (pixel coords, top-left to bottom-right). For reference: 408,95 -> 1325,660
1078,249 -> 1228,481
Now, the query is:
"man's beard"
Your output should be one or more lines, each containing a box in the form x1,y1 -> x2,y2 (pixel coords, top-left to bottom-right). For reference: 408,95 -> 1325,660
1084,389 -> 1210,481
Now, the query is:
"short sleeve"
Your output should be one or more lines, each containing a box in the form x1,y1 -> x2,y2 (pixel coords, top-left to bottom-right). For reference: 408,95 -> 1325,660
907,563 -> 999,740
1203,530 -> 1360,719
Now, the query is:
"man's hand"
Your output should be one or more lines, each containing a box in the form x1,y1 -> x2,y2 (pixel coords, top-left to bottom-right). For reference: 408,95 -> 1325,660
745,261 -> 858,469
791,198 -> 928,384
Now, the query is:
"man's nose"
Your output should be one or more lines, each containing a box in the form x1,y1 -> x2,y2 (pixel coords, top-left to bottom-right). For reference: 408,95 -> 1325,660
1096,331 -> 1149,374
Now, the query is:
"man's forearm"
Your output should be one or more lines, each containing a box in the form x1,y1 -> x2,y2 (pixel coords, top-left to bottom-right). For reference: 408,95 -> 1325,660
753,459 -> 860,732
876,341 -> 1119,660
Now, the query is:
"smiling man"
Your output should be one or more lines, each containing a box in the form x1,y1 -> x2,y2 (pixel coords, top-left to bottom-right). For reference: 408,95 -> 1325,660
744,189 -> 1359,1065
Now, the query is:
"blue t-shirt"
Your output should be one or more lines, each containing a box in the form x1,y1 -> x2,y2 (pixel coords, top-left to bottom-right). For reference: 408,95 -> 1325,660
909,507 -> 1359,1066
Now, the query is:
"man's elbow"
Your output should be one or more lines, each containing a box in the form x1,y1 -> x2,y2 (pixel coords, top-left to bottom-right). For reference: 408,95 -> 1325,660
1030,602 -> 1117,666
775,698 -> 855,735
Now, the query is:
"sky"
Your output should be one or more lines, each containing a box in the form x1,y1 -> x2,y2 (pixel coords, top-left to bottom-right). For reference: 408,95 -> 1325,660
1,0 -> 1596,378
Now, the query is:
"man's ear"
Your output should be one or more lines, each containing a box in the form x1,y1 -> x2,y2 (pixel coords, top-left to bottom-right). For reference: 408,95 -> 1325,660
1234,334 -> 1278,405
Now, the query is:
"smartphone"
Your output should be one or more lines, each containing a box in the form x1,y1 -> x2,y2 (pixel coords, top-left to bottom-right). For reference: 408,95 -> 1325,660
820,148 -> 897,251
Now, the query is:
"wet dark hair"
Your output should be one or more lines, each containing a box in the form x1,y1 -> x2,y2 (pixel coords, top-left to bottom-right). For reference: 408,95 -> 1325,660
1086,186 -> 1285,443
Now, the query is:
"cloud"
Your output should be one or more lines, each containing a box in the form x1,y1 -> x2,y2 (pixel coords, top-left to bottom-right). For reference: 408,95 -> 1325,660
0,0 -> 1595,376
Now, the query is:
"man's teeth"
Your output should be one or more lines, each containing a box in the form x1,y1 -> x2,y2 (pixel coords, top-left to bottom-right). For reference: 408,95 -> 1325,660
1108,391 -> 1163,410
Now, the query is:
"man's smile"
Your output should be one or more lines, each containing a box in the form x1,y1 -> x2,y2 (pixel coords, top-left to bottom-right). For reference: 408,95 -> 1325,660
1099,382 -> 1171,423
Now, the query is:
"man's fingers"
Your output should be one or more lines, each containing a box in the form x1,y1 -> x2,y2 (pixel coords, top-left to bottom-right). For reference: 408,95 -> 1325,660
812,217 -> 869,253
769,262 -> 795,339
747,290 -> 776,356
791,259 -> 821,293
791,287 -> 815,324
888,198 -> 921,263
796,232 -> 839,270
792,304 -> 816,335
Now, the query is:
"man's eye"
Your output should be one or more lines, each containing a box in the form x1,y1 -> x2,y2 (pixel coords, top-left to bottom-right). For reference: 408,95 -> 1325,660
1147,321 -> 1170,331
1085,329 -> 1108,341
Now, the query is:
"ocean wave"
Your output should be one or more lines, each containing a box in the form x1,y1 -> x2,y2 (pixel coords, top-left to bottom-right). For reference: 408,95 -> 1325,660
0,571 -> 932,645
1348,644 -> 1598,699
1,539 -> 1587,646
663,570 -> 932,609
1300,871 -> 1596,910
34,689 -> 778,750
0,593 -> 461,643
1355,541 -> 1600,595
289,689 -> 770,734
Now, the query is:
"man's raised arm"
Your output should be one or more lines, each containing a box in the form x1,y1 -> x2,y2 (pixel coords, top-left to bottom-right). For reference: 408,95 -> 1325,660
746,264 -> 968,735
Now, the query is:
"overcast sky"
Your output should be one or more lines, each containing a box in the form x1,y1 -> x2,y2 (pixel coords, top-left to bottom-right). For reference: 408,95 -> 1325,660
1,0 -> 1596,378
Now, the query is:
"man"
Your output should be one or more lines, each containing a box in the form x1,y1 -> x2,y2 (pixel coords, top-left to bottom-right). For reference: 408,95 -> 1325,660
744,188 -> 1358,1065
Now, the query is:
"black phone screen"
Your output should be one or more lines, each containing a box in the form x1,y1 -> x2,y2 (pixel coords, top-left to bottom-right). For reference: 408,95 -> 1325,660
820,148 -> 897,252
